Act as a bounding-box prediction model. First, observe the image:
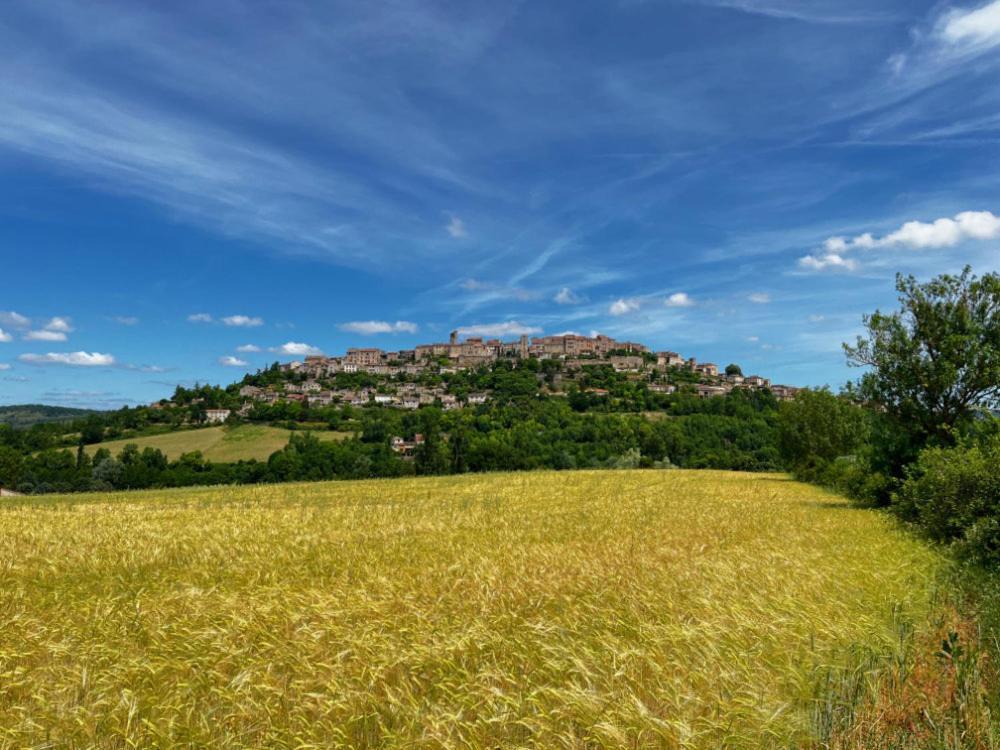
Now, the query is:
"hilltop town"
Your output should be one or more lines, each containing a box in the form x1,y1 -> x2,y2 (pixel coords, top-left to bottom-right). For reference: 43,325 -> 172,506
206,331 -> 799,421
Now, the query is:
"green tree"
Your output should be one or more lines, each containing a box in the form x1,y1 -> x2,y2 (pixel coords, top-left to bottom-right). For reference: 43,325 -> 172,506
844,266 -> 1000,450
725,363 -> 743,377
777,389 -> 869,480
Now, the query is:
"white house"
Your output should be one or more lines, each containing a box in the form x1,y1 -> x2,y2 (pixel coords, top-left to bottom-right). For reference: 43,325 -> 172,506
205,409 -> 231,424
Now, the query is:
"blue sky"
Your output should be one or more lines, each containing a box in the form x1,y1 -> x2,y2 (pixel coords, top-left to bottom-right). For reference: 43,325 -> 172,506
2,0 -> 999,409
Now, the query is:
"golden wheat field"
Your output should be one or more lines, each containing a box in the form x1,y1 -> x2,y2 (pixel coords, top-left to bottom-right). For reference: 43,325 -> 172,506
0,470 -> 942,749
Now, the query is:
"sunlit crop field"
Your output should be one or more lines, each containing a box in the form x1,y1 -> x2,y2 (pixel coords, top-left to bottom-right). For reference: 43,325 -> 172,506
0,470 -> 941,748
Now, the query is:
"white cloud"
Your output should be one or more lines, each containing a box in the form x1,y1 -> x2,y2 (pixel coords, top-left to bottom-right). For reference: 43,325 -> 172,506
0,311 -> 30,329
0,329 -> 11,343
808,314 -> 826,322
823,236 -> 849,253
664,292 -> 694,308
746,335 -> 760,342
446,214 -> 467,238
222,315 -> 264,327
187,313 -> 213,323
271,341 -> 323,356
339,320 -> 419,335
0,363 -> 10,370
939,1 -> 1000,48
112,316 -> 139,326
609,298 -> 640,316
826,210 -> 1000,252
798,253 -> 859,272
554,287 -> 584,305
236,344 -> 261,353
19,351 -> 116,367
219,355 -> 249,367
456,321 -> 542,337
747,293 -> 771,304
44,316 -> 73,333
24,330 -> 68,342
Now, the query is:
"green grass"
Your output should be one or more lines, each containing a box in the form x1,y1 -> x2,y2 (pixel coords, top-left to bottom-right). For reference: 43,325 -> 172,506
83,424 -> 350,462
0,470 -> 946,748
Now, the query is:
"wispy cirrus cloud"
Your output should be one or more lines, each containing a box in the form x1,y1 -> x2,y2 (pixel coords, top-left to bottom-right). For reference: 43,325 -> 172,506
187,313 -> 213,323
236,344 -> 261,353
748,293 -> 772,304
691,0 -> 900,25
0,2 -> 518,273
0,329 -> 11,343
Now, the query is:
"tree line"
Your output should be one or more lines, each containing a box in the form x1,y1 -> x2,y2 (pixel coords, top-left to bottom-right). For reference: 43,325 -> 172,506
0,387 -> 781,494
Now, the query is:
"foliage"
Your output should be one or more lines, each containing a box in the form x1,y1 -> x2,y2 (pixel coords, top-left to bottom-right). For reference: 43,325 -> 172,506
776,388 -> 879,498
844,266 -> 1000,469
1,391 -> 787,494
895,430 -> 1000,565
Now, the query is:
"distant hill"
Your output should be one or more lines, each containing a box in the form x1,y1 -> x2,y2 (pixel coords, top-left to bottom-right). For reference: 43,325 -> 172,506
0,404 -> 99,428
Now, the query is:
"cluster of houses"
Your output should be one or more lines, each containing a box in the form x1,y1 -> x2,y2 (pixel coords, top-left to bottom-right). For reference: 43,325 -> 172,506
237,380 -> 489,412
164,334 -> 799,421
224,333 -> 798,408
280,332 -> 650,379
160,334 -> 800,422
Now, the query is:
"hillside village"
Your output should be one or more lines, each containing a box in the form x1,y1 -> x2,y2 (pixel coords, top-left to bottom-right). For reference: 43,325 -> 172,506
191,332 -> 799,421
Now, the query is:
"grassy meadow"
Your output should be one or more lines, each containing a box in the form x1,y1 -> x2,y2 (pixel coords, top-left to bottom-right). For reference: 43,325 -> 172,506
81,423 -> 349,462
0,470 -> 946,748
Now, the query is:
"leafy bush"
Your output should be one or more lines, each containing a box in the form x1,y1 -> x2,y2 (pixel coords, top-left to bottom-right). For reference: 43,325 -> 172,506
817,455 -> 890,507
894,432 -> 1000,564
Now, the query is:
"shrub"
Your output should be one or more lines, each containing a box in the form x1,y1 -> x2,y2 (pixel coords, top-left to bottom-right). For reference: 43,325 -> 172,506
894,433 -> 1000,564
818,455 -> 889,507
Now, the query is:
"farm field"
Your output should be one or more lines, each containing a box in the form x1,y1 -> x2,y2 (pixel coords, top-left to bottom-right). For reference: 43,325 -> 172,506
0,470 -> 943,748
81,424 -> 350,462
